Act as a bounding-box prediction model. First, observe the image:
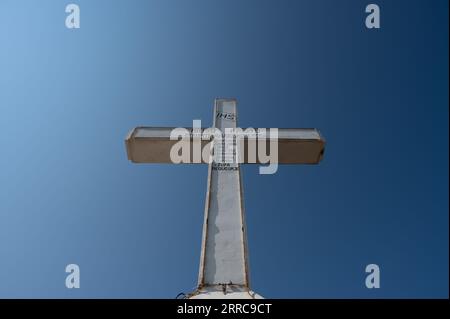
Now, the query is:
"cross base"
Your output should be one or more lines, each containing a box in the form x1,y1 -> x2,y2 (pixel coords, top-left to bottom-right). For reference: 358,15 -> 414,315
187,285 -> 263,299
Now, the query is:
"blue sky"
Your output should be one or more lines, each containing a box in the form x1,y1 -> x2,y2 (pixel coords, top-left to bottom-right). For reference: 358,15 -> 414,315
0,0 -> 448,298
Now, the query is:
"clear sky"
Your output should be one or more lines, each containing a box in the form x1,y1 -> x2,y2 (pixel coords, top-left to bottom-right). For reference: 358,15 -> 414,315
0,0 -> 448,298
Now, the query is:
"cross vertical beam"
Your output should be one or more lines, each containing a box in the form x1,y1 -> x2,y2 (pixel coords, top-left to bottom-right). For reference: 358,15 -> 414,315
198,99 -> 249,288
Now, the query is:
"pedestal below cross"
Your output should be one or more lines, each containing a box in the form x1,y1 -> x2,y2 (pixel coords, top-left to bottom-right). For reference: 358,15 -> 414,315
125,98 -> 325,298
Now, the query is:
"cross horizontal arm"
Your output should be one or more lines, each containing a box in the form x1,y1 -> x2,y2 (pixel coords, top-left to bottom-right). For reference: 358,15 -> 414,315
125,127 -> 325,164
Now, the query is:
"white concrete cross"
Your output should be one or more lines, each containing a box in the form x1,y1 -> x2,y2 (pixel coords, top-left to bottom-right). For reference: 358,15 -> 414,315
125,98 -> 325,298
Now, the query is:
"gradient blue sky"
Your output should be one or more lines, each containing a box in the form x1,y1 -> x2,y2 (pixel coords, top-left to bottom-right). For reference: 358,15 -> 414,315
0,0 -> 448,298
